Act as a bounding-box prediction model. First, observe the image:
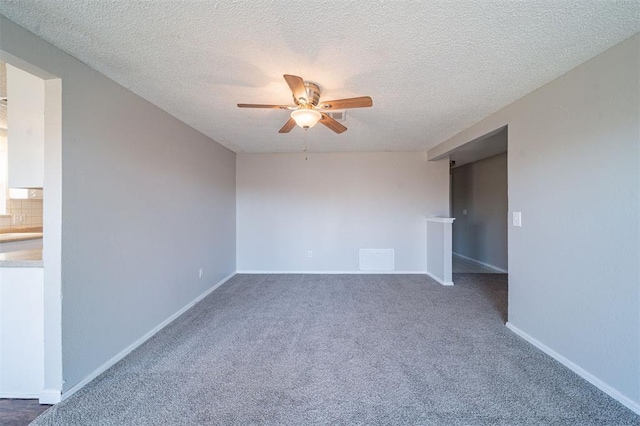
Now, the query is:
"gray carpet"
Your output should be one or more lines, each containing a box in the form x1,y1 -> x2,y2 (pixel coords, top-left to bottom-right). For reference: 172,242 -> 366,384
33,273 -> 639,425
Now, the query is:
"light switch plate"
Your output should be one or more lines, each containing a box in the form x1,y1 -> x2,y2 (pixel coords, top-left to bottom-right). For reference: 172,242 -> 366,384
513,212 -> 522,227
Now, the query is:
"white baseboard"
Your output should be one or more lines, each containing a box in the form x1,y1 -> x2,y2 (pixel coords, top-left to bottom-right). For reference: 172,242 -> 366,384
60,271 -> 236,402
425,271 -> 454,286
0,392 -> 40,399
1,388 -> 61,404
453,252 -> 508,273
39,388 -> 61,404
506,322 -> 640,415
236,270 -> 428,275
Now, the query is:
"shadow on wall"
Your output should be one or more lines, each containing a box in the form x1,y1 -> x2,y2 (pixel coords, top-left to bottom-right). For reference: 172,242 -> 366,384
451,146 -> 508,272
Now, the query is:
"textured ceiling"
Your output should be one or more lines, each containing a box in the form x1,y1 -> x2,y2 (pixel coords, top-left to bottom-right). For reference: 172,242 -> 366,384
0,1 -> 638,153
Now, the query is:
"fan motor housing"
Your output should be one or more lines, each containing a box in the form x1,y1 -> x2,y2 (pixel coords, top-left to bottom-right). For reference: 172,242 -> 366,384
303,82 -> 321,106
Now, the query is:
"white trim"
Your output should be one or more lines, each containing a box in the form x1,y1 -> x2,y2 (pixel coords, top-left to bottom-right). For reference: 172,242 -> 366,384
453,252 -> 508,273
60,272 -> 236,402
235,270 -> 428,275
39,388 -> 61,404
42,76 -> 63,406
0,392 -> 40,399
506,322 -> 640,416
425,216 -> 455,224
426,270 -> 454,286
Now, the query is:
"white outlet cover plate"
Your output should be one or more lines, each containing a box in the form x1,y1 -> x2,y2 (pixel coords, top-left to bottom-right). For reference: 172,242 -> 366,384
513,212 -> 522,227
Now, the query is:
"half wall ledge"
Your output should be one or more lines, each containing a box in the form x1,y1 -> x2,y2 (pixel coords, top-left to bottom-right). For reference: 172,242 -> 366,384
426,216 -> 455,286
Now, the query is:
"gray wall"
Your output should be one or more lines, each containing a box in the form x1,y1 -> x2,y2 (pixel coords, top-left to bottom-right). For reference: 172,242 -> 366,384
429,35 -> 640,406
237,152 -> 449,272
0,16 -> 236,392
452,152 -> 508,270
426,221 -> 444,280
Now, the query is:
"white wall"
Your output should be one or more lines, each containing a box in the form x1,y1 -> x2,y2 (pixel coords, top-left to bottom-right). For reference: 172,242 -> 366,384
237,152 -> 449,272
0,15 -> 237,394
429,34 -> 640,411
6,63 -> 44,188
42,77 -> 61,402
0,267 -> 44,397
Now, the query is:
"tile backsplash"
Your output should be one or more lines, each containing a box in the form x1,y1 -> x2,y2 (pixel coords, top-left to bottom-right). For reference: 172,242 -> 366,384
0,197 -> 43,231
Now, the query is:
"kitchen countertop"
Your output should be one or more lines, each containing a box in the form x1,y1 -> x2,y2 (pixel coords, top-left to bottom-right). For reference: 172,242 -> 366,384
0,226 -> 42,234
0,232 -> 43,243
0,249 -> 43,268
0,229 -> 44,267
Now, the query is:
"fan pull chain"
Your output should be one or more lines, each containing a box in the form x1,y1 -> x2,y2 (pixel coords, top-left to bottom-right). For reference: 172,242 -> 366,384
303,128 -> 308,160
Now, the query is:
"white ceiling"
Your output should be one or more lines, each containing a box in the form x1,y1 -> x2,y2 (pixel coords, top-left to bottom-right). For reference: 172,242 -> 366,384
0,1 -> 638,153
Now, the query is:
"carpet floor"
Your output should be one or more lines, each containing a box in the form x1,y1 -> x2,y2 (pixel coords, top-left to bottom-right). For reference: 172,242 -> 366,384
33,273 -> 639,425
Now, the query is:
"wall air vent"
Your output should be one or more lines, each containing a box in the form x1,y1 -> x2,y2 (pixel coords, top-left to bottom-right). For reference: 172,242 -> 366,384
359,249 -> 395,271
325,110 -> 346,121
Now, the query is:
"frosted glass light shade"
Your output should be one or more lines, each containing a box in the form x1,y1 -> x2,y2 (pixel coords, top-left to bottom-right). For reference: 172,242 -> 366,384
291,109 -> 322,128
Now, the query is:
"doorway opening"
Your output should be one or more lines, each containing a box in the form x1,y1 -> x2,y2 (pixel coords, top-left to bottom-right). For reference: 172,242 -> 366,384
0,49 -> 62,405
448,126 -> 509,320
450,127 -> 508,274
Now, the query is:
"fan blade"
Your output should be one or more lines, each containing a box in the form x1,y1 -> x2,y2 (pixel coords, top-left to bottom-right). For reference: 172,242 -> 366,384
278,118 -> 297,133
318,96 -> 373,110
237,103 -> 290,109
320,113 -> 347,134
283,74 -> 308,104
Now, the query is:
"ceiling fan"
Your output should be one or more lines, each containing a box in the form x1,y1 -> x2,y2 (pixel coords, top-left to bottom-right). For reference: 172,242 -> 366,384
238,74 -> 372,134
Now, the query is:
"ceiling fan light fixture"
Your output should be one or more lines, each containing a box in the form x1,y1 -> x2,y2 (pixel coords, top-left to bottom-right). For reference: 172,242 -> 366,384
291,109 -> 322,129
238,74 -> 369,134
